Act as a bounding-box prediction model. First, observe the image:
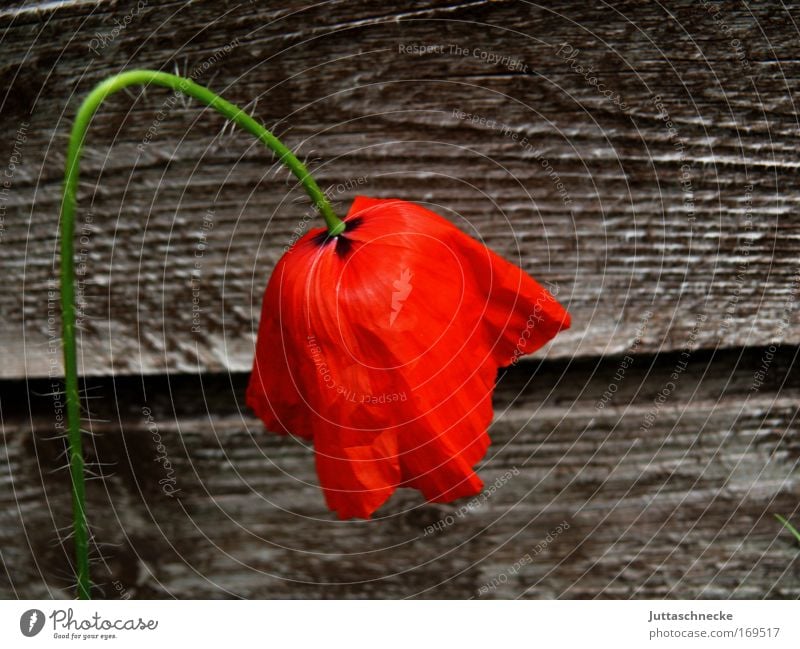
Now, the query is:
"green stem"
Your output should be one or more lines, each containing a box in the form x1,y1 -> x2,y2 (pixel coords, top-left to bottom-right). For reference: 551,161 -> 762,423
775,514 -> 800,544
60,69 -> 344,599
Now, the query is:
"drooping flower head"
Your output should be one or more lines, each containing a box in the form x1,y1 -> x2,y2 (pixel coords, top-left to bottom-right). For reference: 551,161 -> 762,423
247,196 -> 570,519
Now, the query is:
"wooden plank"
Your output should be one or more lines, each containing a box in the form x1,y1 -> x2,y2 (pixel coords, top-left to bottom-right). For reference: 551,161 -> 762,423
2,347 -> 797,598
1,1 -> 800,377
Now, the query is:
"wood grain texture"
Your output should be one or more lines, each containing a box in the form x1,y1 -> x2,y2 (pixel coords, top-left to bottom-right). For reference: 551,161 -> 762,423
1,0 -> 799,602
1,346 -> 798,598
1,0 -> 799,377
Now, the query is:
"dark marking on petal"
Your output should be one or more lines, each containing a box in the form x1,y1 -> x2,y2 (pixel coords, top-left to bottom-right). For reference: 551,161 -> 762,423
311,216 -> 364,256
346,216 -> 364,232
335,236 -> 353,257
312,230 -> 331,247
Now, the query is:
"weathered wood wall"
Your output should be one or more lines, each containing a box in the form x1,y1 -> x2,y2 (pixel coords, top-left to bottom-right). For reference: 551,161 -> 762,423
0,0 -> 798,598
2,347 -> 799,598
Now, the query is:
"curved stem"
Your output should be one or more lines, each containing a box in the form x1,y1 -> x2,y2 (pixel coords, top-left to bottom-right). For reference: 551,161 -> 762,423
775,514 -> 800,545
60,69 -> 344,599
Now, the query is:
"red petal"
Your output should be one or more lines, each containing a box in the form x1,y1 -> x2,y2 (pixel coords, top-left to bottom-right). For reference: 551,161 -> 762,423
246,196 -> 571,518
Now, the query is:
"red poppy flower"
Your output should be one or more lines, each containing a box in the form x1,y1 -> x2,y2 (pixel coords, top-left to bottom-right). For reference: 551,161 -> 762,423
246,196 -> 570,519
